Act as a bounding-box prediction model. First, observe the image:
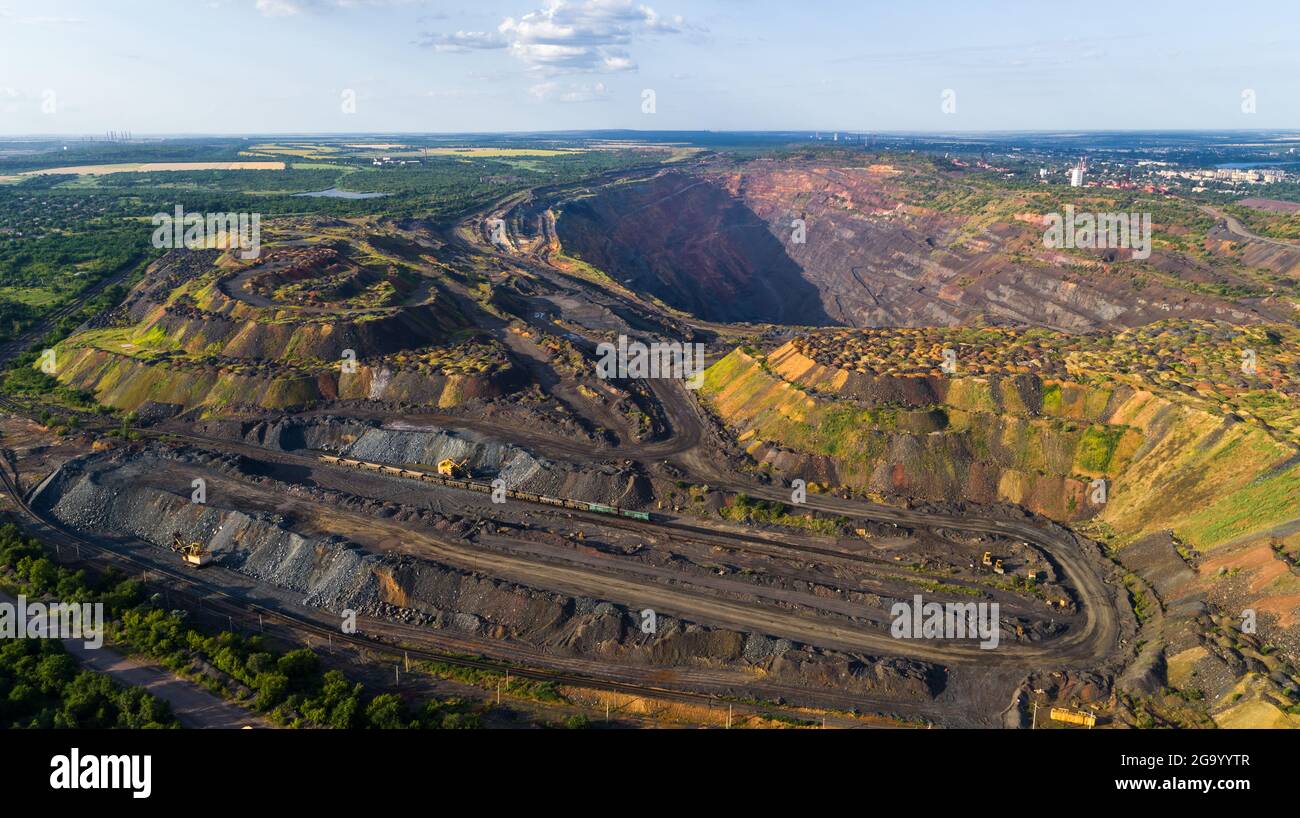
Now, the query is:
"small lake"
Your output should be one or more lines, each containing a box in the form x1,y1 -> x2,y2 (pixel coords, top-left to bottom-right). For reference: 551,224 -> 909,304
294,187 -> 388,199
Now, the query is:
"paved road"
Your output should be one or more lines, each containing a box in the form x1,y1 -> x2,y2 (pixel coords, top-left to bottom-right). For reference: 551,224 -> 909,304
0,590 -> 265,729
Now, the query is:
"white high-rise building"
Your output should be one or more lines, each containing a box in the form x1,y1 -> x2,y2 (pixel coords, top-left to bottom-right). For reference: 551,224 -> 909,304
1069,163 -> 1085,187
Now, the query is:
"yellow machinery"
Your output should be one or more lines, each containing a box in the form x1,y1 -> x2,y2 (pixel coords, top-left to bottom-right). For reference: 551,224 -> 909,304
437,458 -> 469,478
1049,707 -> 1097,728
981,551 -> 993,567
170,533 -> 212,568
993,559 -> 1005,575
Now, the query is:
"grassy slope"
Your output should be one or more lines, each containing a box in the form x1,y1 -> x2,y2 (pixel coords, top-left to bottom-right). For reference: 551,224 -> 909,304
703,343 -> 1300,551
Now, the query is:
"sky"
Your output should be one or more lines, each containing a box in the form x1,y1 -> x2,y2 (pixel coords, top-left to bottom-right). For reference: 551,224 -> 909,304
1,0 -> 1298,135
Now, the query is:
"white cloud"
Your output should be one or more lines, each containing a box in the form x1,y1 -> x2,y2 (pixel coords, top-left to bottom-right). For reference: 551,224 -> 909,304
528,80 -> 608,103
254,0 -> 304,15
423,30 -> 509,52
421,0 -> 690,74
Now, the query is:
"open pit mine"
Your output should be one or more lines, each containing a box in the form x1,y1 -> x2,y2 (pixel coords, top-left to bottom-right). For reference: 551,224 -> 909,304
4,151 -> 1298,731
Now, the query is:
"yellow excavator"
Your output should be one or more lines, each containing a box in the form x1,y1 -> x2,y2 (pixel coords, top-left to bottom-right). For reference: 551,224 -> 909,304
170,532 -> 212,568
437,458 -> 470,478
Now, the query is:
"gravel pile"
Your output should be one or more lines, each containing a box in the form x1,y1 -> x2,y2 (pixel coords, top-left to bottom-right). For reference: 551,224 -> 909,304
32,451 -> 944,701
34,453 -> 380,613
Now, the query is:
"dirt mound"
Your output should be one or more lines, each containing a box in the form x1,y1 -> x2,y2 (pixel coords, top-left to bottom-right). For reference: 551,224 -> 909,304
49,240 -> 519,415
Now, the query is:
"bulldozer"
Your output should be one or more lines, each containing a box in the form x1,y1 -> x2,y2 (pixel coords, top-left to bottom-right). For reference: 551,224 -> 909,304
170,532 -> 212,568
437,458 -> 469,478
981,551 -> 993,567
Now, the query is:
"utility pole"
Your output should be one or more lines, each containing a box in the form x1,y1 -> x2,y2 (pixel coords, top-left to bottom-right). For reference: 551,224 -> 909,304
395,665 -> 400,685
727,704 -> 732,729
258,613 -> 263,632
404,651 -> 409,672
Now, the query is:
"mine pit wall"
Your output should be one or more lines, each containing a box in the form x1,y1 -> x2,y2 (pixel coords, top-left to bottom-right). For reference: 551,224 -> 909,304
705,343 -> 1300,551
30,452 -> 945,711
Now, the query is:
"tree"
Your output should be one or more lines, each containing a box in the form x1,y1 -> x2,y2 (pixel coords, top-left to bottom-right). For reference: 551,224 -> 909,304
364,693 -> 410,729
254,672 -> 290,711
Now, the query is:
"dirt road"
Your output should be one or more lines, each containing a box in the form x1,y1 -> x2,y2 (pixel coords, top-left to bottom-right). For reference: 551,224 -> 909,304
1200,203 -> 1300,250
0,591 -> 265,729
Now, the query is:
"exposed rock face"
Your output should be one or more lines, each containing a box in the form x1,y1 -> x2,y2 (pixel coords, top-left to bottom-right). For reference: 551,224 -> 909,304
555,171 -> 834,325
555,163 -> 1291,331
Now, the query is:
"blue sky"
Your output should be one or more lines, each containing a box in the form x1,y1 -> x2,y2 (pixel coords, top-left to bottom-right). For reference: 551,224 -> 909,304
1,0 -> 1298,135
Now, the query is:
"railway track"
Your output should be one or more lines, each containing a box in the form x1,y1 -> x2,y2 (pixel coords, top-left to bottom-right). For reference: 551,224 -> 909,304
312,449 -> 1041,603
126,430 -> 1113,666
0,254 -> 146,369
0,448 -> 890,727
0,400 -> 1113,666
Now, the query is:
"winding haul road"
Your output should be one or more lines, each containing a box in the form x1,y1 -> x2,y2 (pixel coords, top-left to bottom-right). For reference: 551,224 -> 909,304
1200,203 -> 1300,250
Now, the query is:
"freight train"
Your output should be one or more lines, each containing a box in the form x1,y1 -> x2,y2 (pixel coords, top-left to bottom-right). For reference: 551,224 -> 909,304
317,454 -> 653,522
